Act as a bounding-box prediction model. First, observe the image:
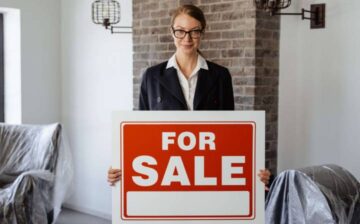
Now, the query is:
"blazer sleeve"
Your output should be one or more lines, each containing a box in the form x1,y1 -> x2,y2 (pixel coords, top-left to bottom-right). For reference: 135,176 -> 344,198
223,68 -> 235,110
139,70 -> 150,110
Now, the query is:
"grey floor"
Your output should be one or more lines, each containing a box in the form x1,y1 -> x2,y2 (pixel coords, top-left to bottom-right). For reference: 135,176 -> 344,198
56,208 -> 111,224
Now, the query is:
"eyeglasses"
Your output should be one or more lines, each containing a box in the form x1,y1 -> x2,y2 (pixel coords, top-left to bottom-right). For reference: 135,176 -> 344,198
171,27 -> 203,39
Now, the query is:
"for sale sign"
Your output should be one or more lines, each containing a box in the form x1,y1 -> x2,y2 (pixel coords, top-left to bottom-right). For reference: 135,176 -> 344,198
112,111 -> 265,224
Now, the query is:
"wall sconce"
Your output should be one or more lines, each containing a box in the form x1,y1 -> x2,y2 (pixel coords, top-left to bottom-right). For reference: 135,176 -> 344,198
254,0 -> 326,29
92,0 -> 132,34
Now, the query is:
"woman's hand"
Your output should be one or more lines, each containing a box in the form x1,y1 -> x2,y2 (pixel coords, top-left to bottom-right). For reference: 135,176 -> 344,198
108,167 -> 122,186
257,169 -> 271,191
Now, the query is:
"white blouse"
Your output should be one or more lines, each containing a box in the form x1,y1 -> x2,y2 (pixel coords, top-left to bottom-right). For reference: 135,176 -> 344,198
166,54 -> 209,110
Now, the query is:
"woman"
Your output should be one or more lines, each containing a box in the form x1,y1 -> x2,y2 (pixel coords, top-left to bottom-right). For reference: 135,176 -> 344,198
139,5 -> 234,110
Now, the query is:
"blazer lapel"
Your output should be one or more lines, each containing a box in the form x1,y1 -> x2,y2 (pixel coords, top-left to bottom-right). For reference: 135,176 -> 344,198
193,68 -> 218,109
157,67 -> 187,108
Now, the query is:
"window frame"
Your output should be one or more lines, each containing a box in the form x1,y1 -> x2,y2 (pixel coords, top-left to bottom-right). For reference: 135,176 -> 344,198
0,13 -> 4,122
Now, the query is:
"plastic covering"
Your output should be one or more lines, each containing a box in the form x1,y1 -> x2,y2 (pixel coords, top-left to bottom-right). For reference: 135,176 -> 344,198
0,123 -> 73,223
265,164 -> 360,224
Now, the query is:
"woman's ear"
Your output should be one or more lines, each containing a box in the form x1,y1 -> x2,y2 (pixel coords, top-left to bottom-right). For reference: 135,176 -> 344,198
170,27 -> 175,39
200,28 -> 205,39
170,27 -> 174,35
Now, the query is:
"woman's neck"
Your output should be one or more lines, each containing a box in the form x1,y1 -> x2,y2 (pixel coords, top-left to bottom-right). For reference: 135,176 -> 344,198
175,51 -> 198,79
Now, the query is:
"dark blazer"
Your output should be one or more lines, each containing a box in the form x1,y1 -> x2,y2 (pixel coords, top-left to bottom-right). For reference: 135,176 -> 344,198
139,60 -> 234,110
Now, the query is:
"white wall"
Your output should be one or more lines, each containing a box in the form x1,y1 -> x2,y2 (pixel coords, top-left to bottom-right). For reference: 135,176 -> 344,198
0,0 -> 61,124
61,0 -> 132,219
279,0 -> 360,180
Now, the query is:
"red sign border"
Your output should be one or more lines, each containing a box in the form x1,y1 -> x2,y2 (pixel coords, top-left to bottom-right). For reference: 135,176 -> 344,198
120,121 -> 257,221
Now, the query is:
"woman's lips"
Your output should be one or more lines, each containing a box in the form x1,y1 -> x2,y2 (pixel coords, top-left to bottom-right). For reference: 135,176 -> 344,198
182,44 -> 193,48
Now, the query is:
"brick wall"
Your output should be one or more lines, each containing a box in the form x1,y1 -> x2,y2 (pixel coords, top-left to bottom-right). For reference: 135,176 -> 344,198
132,0 -> 279,174
255,11 -> 279,173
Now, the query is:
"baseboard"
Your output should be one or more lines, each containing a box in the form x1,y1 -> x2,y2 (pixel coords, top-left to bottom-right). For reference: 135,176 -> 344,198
62,203 -> 111,221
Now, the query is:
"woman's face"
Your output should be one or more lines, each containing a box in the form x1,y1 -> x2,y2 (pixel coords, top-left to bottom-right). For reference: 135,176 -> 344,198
172,13 -> 203,56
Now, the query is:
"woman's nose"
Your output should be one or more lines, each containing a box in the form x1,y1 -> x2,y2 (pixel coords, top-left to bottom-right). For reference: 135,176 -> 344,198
184,33 -> 192,41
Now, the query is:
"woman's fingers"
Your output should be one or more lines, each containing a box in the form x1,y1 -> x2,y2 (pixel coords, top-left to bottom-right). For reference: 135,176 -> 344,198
260,176 -> 269,184
108,169 -> 121,177
107,168 -> 122,185
258,169 -> 271,185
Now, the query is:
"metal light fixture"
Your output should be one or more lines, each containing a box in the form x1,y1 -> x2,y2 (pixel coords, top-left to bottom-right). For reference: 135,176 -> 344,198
254,0 -> 291,14
254,0 -> 326,29
92,0 -> 132,34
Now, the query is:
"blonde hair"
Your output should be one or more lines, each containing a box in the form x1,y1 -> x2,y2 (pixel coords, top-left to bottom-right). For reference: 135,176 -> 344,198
171,5 -> 206,30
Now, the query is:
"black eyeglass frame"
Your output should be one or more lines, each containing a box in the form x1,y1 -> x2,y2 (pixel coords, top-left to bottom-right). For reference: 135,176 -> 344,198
171,27 -> 204,39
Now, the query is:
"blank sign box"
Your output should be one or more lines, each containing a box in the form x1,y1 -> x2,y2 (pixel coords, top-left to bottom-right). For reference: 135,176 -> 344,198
125,191 -> 250,218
